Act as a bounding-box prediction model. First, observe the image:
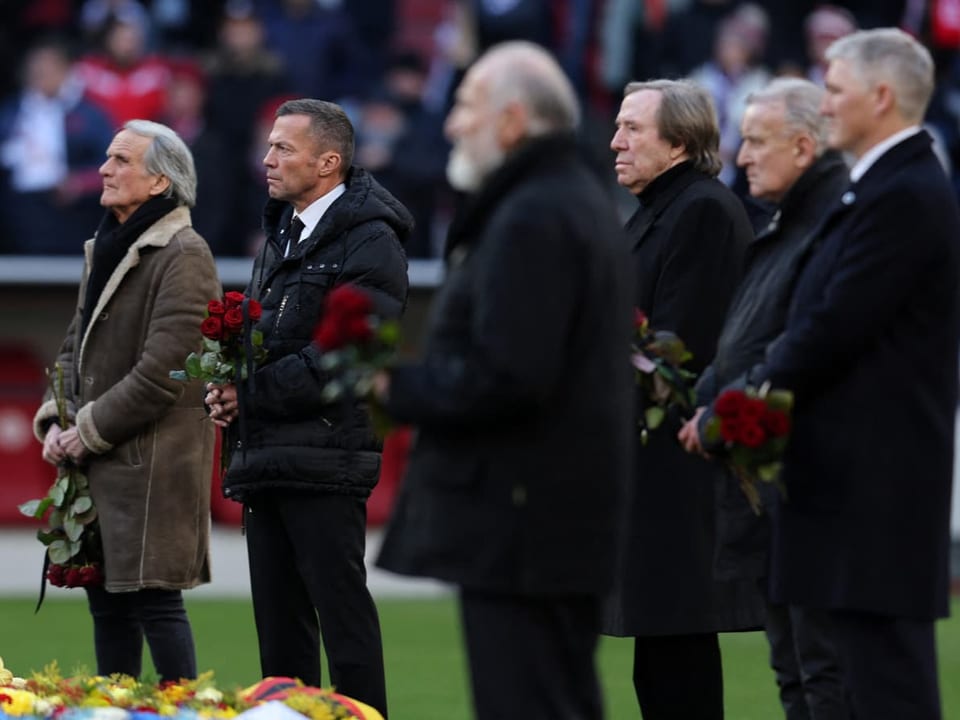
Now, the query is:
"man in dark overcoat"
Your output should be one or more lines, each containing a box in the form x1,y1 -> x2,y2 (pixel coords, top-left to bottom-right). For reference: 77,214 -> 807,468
724,28 -> 960,719
373,41 -> 634,720
603,78 -> 764,720
679,77 -> 851,719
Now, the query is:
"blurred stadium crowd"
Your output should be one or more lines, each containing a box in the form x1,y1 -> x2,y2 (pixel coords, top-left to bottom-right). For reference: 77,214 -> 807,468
2,0 -> 960,260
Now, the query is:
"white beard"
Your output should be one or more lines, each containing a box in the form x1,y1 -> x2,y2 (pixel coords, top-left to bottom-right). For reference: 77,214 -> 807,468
446,147 -> 484,192
446,132 -> 506,192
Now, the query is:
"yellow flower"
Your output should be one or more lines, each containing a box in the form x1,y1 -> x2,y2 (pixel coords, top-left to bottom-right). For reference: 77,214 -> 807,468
0,657 -> 13,686
0,687 -> 39,716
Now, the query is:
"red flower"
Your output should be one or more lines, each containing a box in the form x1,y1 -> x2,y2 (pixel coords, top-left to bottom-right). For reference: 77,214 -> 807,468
64,567 -> 82,587
737,421 -> 767,449
762,409 -> 791,437
634,308 -> 648,331
720,418 -> 741,443
312,285 -> 375,351
207,300 -> 225,316
223,307 -> 244,333
200,316 -> 223,340
224,291 -> 245,309
314,321 -> 347,351
248,298 -> 263,322
740,398 -> 768,421
327,284 -> 373,316
79,564 -> 102,586
714,390 -> 747,418
46,564 -> 65,586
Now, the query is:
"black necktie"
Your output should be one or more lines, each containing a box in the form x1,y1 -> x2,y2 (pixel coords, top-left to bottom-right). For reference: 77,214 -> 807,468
286,216 -> 305,255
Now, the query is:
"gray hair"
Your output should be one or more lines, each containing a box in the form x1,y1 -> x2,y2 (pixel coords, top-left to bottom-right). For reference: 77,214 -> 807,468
746,77 -> 828,156
825,27 -> 934,123
277,98 -> 355,175
123,119 -> 197,207
479,41 -> 581,135
624,79 -> 722,177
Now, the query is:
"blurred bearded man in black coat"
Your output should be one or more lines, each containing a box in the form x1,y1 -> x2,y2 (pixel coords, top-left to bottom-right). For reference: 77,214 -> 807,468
372,41 -> 634,720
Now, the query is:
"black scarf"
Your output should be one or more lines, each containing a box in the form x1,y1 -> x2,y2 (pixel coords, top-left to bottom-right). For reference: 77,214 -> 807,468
81,197 -> 178,337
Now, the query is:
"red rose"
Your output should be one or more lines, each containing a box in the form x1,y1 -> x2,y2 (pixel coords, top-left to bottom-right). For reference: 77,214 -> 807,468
345,315 -> 373,343
326,284 -> 373,316
223,307 -> 244,333
46,563 -> 65,586
79,564 -> 102,586
248,298 -> 263,322
200,316 -> 223,340
720,418 -> 741,443
64,567 -> 82,587
224,291 -> 245,309
737,421 -> 767,449
762,409 -> 791,437
314,319 -> 347,351
740,398 -> 768,421
207,300 -> 225,316
634,308 -> 648,331
714,390 -> 747,418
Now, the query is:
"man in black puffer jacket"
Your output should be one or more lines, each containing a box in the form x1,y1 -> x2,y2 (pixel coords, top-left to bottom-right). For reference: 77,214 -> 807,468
206,98 -> 409,718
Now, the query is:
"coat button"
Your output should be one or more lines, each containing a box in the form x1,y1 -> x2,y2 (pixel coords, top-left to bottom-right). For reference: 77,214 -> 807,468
84,376 -> 94,386
99,311 -> 109,320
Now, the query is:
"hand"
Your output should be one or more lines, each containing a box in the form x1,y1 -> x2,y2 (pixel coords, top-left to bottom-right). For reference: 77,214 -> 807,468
42,423 -> 67,465
58,427 -> 90,463
205,383 -> 239,428
371,371 -> 390,403
678,406 -> 707,454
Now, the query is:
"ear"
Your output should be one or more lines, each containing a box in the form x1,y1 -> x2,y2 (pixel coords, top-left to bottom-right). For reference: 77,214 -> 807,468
317,150 -> 343,178
793,134 -> 816,167
873,81 -> 895,118
668,142 -> 688,163
149,174 -> 171,197
496,100 -> 528,152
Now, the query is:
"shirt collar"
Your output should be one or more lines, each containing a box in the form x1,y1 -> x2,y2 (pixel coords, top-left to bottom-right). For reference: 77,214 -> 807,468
292,182 -> 346,241
849,126 -> 921,183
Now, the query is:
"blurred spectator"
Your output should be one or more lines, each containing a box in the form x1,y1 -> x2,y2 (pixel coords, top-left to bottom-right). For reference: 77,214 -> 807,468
256,0 -> 371,102
78,0 -> 151,48
204,2 -> 290,255
74,14 -> 170,125
0,39 -> 114,254
356,50 -> 450,257
801,4 -> 858,85
690,3 -> 771,186
159,60 -> 232,256
660,0 -> 741,79
343,0 -> 397,84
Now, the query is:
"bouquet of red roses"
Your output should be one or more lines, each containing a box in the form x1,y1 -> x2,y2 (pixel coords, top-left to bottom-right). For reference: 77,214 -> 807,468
170,291 -> 267,385
19,364 -> 103,594
631,309 -> 697,443
313,284 -> 400,405
702,383 -> 794,514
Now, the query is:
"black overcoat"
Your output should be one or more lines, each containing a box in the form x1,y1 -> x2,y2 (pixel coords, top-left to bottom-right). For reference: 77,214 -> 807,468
755,131 -> 960,620
602,161 -> 766,636
376,135 -> 634,596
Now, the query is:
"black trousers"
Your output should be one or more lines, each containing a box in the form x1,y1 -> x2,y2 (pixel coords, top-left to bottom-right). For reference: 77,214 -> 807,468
244,492 -> 387,717
459,588 -> 603,720
765,602 -> 850,720
829,609 -> 941,720
84,585 -> 196,682
632,633 -> 724,720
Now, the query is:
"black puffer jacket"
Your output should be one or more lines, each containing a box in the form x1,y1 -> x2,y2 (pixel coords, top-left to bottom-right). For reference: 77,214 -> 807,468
222,167 -> 411,502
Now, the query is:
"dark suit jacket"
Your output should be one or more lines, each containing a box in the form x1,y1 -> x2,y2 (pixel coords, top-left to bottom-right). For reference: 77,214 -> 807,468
602,161 -> 765,636
756,131 -> 960,620
376,135 -> 634,596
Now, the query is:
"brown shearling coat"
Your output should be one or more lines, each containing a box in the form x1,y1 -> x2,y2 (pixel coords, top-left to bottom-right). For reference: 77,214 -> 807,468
33,206 -> 221,592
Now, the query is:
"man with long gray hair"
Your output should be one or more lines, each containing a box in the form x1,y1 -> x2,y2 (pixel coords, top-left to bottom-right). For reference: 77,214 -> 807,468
35,119 -> 220,681
604,78 -> 761,720
679,77 -> 851,719
373,41 -> 633,718
705,28 -> 960,719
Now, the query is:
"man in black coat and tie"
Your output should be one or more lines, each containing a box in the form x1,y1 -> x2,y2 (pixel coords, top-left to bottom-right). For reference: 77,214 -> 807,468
372,41 -> 634,720
679,77 -> 852,720
603,78 -> 763,720
722,28 -> 960,719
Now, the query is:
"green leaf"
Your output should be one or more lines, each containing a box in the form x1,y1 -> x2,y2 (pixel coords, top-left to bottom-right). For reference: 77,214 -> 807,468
644,406 -> 665,430
49,482 -> 66,507
757,462 -> 783,484
48,539 -> 71,564
251,329 -> 264,346
72,496 -> 93,515
202,338 -> 222,353
37,528 -> 60,545
378,321 -> 401,346
200,351 -> 220,374
185,352 -> 203,378
18,499 -> 44,519
321,379 -> 344,403
63,516 -> 82,542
